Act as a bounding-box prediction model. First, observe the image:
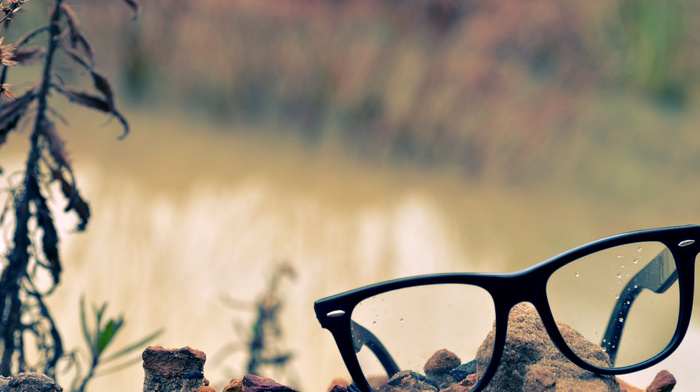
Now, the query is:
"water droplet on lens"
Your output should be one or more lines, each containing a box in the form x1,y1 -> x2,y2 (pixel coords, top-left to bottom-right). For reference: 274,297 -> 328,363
575,272 -> 580,277
617,273 -> 622,279
633,259 -> 639,264
373,321 -> 377,326
638,247 -> 642,252
400,318 -> 404,323
615,294 -> 620,299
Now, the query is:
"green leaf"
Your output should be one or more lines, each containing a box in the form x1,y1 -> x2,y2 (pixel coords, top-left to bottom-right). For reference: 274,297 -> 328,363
79,296 -> 95,357
101,329 -> 164,363
96,303 -> 108,325
96,318 -> 123,355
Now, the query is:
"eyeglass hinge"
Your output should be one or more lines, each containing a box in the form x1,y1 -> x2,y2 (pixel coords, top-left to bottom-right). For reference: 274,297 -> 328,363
326,310 -> 346,318
679,239 -> 695,248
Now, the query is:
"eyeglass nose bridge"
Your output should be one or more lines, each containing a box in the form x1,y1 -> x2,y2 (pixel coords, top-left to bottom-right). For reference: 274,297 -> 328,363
486,272 -> 599,372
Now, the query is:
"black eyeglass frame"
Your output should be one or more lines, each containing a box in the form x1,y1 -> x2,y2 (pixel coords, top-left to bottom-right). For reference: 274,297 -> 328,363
314,225 -> 700,392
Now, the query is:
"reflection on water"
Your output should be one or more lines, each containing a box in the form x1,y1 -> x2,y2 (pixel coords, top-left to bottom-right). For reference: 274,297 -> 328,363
2,109 -> 699,391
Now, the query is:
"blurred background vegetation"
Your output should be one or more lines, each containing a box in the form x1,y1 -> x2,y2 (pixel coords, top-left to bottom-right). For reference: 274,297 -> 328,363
4,0 -> 700,390
69,0 -> 700,255
88,0 -> 700,208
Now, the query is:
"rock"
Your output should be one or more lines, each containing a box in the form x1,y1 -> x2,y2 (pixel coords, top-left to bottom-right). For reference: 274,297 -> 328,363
424,349 -> 461,388
328,384 -> 348,392
425,349 -> 461,376
327,378 -> 349,392
142,346 -> 208,392
475,303 -> 621,392
646,370 -> 676,392
223,374 -> 298,392
377,370 -> 439,392
448,361 -> 476,383
2,373 -> 62,392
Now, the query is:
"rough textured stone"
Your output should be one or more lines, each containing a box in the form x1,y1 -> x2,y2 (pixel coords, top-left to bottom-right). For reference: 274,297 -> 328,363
424,349 -> 461,388
328,384 -> 348,392
475,303 -> 621,392
424,349 -> 461,376
327,378 -> 349,392
646,370 -> 676,392
377,370 -> 439,392
2,373 -> 62,392
142,346 -> 208,392
222,374 -> 298,392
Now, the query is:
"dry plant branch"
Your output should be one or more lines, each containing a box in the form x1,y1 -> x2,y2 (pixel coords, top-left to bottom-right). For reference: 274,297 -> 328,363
0,0 -> 139,382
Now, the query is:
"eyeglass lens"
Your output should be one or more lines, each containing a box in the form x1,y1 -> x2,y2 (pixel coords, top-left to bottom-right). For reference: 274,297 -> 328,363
351,284 -> 497,390
547,241 -> 680,368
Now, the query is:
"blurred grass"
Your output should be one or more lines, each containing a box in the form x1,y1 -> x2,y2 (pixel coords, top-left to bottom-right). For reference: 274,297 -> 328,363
62,0 -> 697,176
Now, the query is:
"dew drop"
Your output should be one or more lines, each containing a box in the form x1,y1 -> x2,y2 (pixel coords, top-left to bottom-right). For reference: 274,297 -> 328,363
400,318 -> 405,324
575,272 -> 580,278
638,247 -> 643,252
633,259 -> 639,264
372,321 -> 377,326
615,294 -> 620,299
618,318 -> 624,323
602,347 -> 607,352
634,285 -> 638,289
616,273 -> 622,279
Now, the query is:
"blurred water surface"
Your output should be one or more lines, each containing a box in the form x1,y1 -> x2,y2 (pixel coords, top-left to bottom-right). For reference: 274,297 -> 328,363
4,106 -> 699,391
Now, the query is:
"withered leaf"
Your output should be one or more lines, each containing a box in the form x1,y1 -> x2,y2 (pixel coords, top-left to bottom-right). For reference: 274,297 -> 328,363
122,0 -> 141,19
53,84 -> 110,112
11,46 -> 45,64
50,168 -> 72,200
91,70 -> 114,102
0,88 -> 34,147
50,166 -> 90,232
60,4 -> 94,65
64,190 -> 90,232
40,119 -> 72,171
35,190 -> 61,284
52,83 -> 128,139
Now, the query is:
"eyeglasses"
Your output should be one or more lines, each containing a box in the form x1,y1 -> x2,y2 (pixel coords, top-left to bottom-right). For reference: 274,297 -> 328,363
314,225 -> 699,392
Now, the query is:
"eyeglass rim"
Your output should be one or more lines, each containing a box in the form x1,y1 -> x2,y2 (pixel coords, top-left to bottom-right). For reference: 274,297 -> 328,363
314,225 -> 699,392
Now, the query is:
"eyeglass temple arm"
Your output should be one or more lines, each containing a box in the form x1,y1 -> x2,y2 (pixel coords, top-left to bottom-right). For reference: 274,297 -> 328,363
350,320 -> 401,377
601,248 -> 678,365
